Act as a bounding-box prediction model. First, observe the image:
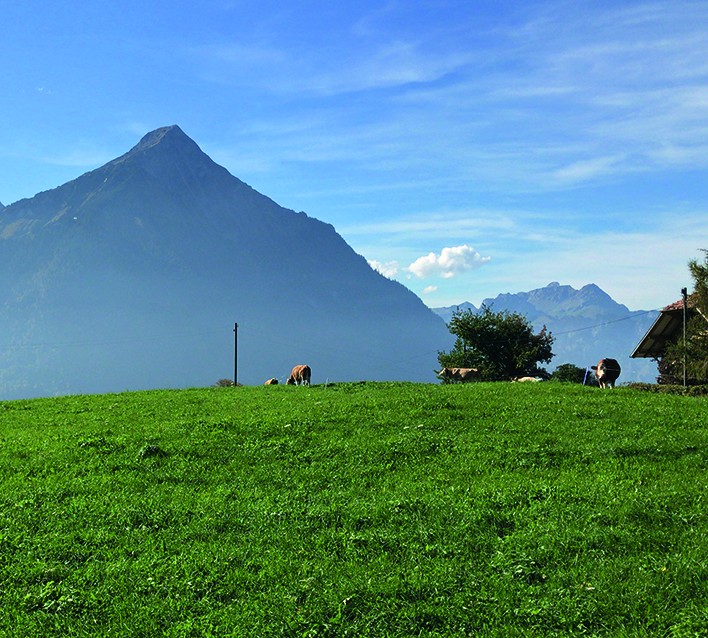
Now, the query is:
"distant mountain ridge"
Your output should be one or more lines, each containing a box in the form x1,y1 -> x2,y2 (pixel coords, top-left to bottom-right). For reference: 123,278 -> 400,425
0,126 -> 451,399
432,282 -> 659,382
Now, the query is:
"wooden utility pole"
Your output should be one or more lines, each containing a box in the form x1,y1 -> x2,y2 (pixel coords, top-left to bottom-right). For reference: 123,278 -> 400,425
233,322 -> 238,386
681,288 -> 687,387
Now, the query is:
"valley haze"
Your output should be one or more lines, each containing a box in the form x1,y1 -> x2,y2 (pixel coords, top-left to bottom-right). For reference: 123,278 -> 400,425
0,126 -> 454,399
0,126 -> 663,399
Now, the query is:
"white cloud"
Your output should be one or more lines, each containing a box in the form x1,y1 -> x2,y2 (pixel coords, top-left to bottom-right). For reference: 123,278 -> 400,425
407,245 -> 491,279
422,285 -> 438,295
368,259 -> 399,278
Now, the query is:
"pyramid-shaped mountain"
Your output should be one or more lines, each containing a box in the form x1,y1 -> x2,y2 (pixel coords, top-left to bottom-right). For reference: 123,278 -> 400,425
0,126 -> 451,399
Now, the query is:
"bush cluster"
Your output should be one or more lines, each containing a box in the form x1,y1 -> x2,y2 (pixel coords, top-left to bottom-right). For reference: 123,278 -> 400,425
625,382 -> 708,396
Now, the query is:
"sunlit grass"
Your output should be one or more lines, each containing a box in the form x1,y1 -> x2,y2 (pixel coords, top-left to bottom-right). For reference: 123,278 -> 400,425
1,382 -> 706,636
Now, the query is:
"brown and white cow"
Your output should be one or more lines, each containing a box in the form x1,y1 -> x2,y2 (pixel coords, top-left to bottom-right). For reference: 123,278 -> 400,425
264,378 -> 279,385
286,364 -> 311,386
594,358 -> 621,389
437,367 -> 479,383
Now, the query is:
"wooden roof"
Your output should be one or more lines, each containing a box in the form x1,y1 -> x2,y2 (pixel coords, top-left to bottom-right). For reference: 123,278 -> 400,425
631,297 -> 693,359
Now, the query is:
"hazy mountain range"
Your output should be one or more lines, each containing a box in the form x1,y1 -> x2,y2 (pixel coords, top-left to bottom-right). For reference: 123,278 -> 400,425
0,126 -> 451,399
432,282 -> 660,383
1,126 -> 659,400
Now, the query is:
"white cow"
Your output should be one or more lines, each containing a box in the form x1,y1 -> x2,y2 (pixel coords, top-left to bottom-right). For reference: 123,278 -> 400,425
437,367 -> 479,383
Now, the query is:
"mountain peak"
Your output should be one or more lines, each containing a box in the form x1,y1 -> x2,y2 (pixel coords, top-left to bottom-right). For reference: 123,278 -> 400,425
579,283 -> 613,302
131,125 -> 190,151
114,124 -> 203,163
103,124 -> 229,191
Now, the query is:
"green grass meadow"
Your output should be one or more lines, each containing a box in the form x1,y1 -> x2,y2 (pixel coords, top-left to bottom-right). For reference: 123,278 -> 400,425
1,382 -> 706,637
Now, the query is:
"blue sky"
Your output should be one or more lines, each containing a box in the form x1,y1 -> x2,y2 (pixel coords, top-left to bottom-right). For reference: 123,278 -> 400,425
2,0 -> 707,311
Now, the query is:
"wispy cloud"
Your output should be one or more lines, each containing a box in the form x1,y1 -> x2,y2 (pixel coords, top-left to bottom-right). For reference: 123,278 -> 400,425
191,17 -> 473,97
41,148 -> 113,168
551,155 -> 626,185
184,0 -> 708,210
368,259 -> 399,278
341,210 -> 518,238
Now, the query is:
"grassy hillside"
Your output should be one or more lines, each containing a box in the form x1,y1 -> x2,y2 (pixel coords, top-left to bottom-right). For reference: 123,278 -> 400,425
1,382 -> 706,637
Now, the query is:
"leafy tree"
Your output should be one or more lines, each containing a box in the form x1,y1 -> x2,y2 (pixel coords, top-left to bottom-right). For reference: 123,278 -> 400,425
438,304 -> 554,381
550,363 -> 592,384
660,250 -> 708,384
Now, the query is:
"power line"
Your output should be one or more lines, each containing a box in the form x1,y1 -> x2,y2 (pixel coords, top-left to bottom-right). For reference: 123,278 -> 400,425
549,308 -> 659,336
0,328 -> 224,351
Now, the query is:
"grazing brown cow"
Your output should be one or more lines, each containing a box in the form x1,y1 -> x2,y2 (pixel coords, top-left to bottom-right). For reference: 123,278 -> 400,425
264,378 -> 279,385
437,367 -> 479,383
286,364 -> 311,386
594,358 -> 621,389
